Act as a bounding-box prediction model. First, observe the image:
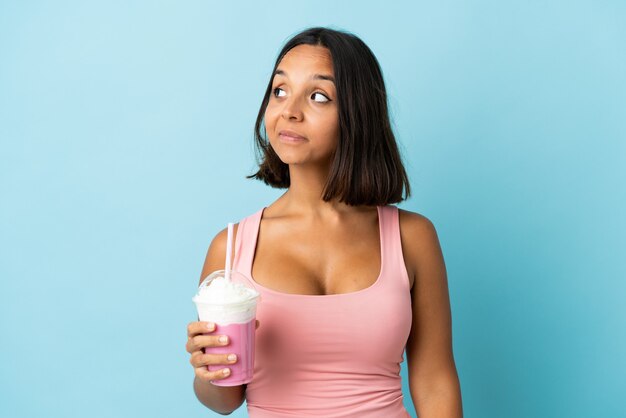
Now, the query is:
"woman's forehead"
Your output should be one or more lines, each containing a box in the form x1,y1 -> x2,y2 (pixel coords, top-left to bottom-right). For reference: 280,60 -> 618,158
279,45 -> 333,72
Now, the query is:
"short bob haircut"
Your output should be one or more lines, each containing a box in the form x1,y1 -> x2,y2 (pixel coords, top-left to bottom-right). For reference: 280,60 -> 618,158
247,26 -> 411,207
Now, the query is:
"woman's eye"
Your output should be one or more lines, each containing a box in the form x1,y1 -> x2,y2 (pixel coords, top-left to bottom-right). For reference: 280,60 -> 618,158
312,92 -> 330,103
272,87 -> 329,103
273,87 -> 286,98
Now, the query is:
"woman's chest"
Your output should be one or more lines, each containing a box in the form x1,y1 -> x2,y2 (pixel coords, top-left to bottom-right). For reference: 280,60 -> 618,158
252,219 -> 382,296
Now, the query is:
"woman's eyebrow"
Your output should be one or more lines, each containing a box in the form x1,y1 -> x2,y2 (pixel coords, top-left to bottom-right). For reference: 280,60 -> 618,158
274,69 -> 335,84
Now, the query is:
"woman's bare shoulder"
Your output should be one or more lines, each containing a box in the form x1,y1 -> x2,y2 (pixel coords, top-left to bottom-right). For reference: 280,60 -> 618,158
398,208 -> 436,233
397,208 -> 443,274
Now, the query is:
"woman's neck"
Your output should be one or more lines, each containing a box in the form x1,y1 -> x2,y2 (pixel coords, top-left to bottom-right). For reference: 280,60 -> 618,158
272,164 -> 355,218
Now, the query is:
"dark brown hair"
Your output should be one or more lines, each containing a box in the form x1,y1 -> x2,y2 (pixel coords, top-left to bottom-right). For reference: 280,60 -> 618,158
247,26 -> 411,206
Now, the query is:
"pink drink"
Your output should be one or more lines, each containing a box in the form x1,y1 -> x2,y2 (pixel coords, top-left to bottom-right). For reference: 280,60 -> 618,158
205,319 -> 256,386
193,270 -> 260,386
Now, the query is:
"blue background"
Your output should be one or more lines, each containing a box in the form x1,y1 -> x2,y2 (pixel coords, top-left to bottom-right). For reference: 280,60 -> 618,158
1,1 -> 624,417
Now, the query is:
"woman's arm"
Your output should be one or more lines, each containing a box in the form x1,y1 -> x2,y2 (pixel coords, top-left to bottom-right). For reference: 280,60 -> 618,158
193,378 -> 245,415
400,211 -> 463,418
191,225 -> 247,414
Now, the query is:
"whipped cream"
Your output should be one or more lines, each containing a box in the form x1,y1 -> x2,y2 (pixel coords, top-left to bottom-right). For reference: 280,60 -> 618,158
194,276 -> 259,304
192,273 -> 260,324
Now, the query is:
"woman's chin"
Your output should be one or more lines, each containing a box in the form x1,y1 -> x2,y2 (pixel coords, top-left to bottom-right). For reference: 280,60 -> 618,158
274,149 -> 333,167
274,152 -> 309,166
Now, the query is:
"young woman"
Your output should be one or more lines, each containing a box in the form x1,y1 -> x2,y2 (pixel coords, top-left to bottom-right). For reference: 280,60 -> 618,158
186,27 -> 463,418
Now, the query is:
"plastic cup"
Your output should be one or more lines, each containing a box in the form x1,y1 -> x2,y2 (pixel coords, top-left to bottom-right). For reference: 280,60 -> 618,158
192,270 -> 260,386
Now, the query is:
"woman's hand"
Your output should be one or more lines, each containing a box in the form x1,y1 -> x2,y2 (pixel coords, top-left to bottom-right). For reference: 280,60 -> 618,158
186,320 -> 260,383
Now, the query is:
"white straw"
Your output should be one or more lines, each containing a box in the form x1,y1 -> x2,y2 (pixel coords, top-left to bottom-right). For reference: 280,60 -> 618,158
225,222 -> 234,281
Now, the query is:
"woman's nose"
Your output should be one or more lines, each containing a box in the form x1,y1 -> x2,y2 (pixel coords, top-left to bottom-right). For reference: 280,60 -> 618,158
281,97 -> 303,121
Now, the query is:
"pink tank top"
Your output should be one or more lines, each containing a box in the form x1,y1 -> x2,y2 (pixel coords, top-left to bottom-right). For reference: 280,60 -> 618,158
231,205 -> 413,418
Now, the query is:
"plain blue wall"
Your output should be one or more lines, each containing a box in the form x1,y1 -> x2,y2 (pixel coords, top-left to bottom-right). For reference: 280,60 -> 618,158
1,1 -> 624,417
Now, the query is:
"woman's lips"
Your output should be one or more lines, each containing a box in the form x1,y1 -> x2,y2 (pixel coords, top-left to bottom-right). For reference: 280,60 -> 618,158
279,133 -> 307,143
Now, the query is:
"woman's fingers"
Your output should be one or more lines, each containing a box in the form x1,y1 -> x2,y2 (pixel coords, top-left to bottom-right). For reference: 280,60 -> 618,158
190,351 -> 238,368
191,352 -> 237,383
186,334 -> 230,353
187,321 -> 215,337
194,365 -> 232,382
187,320 -> 259,339
187,320 -> 241,383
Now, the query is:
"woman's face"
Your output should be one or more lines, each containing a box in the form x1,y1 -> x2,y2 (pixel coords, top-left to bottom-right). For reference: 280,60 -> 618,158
265,44 -> 339,167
